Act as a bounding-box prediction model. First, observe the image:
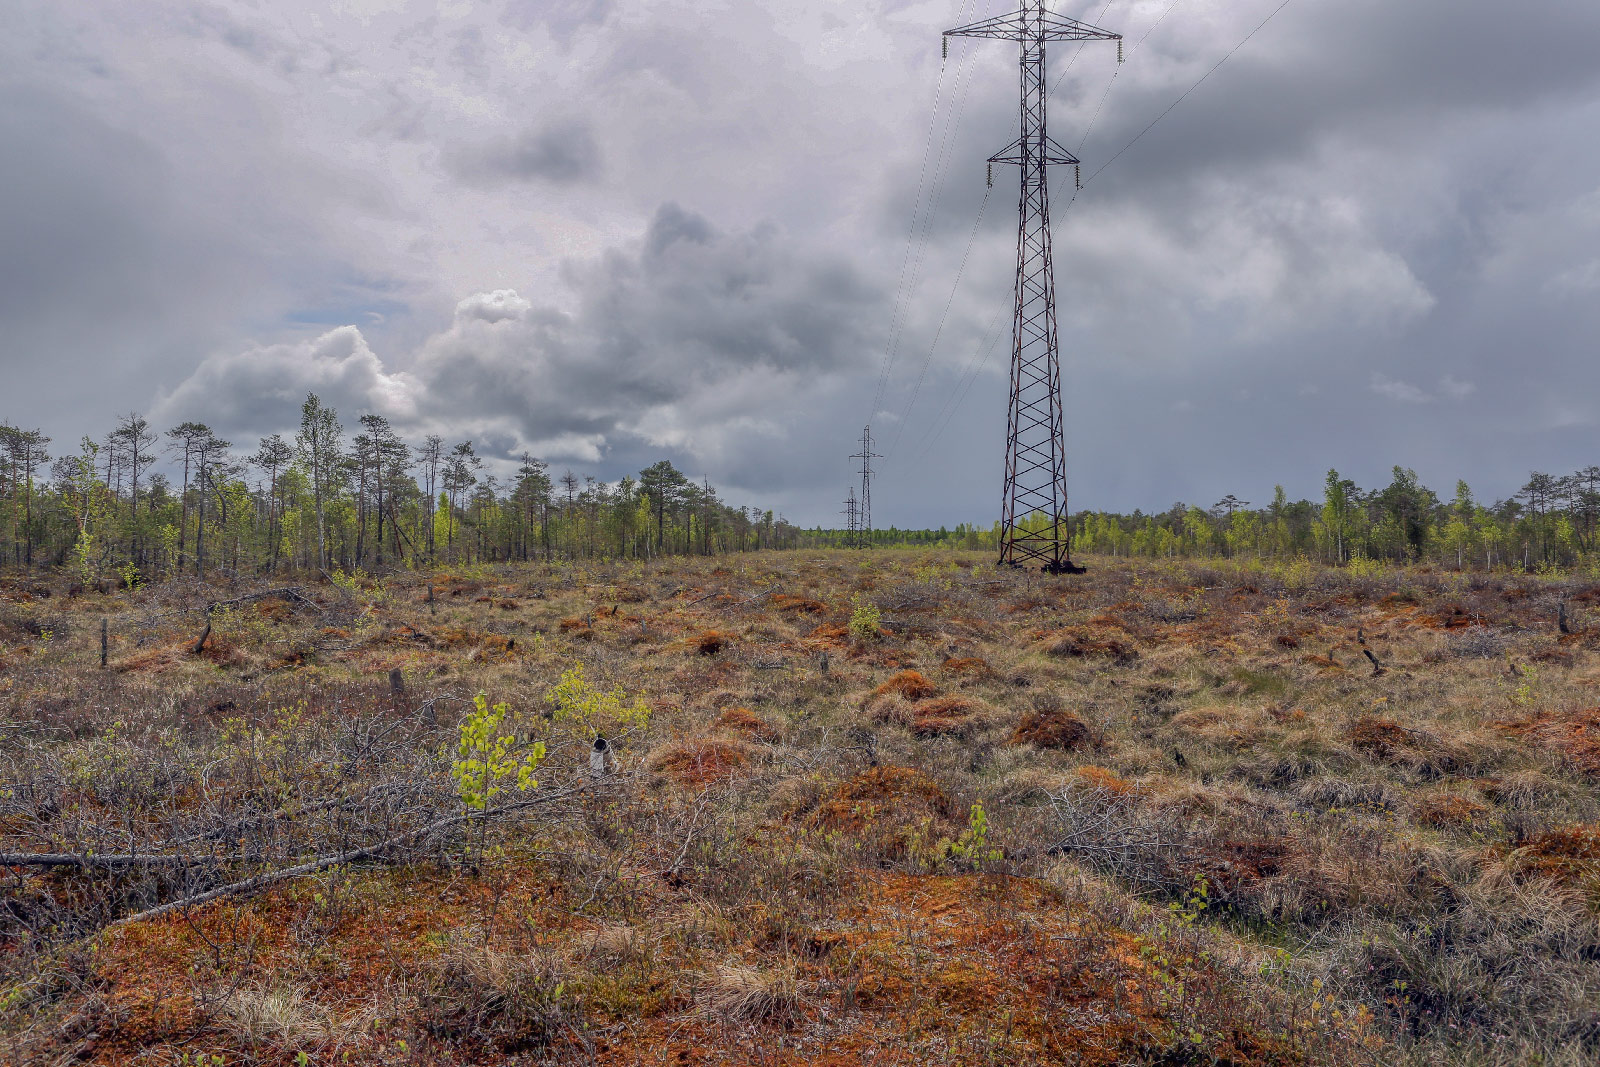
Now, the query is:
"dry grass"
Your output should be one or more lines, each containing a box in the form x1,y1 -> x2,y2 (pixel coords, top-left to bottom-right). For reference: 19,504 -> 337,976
6,551 -> 1600,1064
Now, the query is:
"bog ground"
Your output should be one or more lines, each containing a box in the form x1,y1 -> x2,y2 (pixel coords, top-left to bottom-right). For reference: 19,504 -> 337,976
2,551 -> 1598,1065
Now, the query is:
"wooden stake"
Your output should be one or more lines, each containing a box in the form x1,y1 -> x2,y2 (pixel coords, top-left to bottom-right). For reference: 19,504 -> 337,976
100,618 -> 108,669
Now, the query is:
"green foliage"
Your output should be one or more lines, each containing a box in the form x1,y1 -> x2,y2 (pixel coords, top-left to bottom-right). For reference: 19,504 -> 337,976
452,692 -> 546,810
1167,873 -> 1210,928
848,595 -> 882,642
950,801 -> 1002,871
544,662 -> 649,738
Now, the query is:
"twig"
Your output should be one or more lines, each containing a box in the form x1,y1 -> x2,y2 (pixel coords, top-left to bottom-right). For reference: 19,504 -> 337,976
107,784 -> 589,931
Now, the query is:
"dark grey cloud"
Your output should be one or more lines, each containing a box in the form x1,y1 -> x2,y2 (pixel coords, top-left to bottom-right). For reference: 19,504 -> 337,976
155,203 -> 884,499
446,120 -> 603,185
6,0 -> 1600,528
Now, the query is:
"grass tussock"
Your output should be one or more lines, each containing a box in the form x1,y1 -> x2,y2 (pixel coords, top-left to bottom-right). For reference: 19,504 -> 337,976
7,550 -> 1600,1065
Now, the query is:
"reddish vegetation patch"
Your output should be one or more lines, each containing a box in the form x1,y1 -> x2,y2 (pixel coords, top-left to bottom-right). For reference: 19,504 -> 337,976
695,630 -> 731,656
908,696 -> 983,737
1349,716 -> 1420,759
869,670 -> 938,702
1073,765 -> 1136,796
1040,627 -> 1137,665
1274,633 -> 1300,649
1416,604 -> 1479,630
870,695 -> 985,737
1190,838 -> 1292,898
436,629 -> 519,657
1511,824 -> 1600,884
810,766 -> 957,856
1011,707 -> 1093,750
558,616 -> 592,636
1302,653 -> 1344,670
1498,709 -> 1600,776
941,655 -> 995,679
806,623 -> 850,648
647,738 -> 752,786
715,706 -> 781,743
772,594 -> 827,614
1415,793 -> 1489,828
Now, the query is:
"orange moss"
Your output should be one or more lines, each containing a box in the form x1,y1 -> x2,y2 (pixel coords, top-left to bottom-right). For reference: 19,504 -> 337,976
809,766 -> 957,856
1073,765 -> 1136,796
647,738 -> 752,786
870,695 -> 984,736
806,622 -> 850,648
558,616 -> 591,634
715,706 -> 781,743
940,655 -> 994,679
869,669 -> 938,702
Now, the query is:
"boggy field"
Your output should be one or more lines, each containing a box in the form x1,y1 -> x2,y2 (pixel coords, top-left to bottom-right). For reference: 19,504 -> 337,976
2,551 -> 1599,1066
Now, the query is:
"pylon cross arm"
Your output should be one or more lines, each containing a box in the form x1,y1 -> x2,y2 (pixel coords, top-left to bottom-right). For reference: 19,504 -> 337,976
988,136 -> 1080,167
944,9 -> 1120,42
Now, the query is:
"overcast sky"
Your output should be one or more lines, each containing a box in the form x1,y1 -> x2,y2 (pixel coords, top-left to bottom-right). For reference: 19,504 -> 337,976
4,0 -> 1600,527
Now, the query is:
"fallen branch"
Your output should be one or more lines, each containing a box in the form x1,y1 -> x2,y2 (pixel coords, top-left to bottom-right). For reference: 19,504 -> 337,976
0,852 -> 215,870
107,781 -> 596,931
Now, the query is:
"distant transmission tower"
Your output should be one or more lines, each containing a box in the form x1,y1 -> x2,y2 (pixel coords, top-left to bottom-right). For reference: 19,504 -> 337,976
945,3 -> 1120,574
842,487 -> 860,548
851,426 -> 880,549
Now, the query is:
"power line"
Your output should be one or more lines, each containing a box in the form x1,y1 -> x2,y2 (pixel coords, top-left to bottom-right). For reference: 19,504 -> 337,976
910,0 -> 1291,464
869,0 -> 993,425
1084,0 -> 1294,186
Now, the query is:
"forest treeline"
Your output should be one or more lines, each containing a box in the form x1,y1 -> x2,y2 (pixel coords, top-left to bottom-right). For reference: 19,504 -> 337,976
2,401 -> 1592,578
0,395 -> 829,580
1071,466 -> 1600,571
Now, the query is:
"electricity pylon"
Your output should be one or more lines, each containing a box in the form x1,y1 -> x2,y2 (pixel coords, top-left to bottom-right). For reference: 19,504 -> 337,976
945,2 -> 1120,574
842,487 -> 860,548
851,426 -> 880,550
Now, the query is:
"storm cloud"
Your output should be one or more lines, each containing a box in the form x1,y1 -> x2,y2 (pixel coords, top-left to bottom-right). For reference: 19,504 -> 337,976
5,0 -> 1600,526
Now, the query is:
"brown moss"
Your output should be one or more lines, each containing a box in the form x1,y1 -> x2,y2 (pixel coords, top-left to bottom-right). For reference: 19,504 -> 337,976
694,630 -> 731,656
772,594 -> 827,614
1415,793 -> 1489,828
1349,716 -> 1419,759
1498,708 -> 1600,776
558,617 -> 591,634
715,706 -> 781,743
1041,626 -> 1137,664
1011,707 -> 1092,750
1511,824 -> 1600,884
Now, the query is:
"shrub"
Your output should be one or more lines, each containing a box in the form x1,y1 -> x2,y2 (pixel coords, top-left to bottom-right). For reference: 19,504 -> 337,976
848,595 -> 882,642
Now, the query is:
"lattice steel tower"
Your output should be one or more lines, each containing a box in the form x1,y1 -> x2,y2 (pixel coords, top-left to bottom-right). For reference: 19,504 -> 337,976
946,3 -> 1120,574
851,426 -> 880,550
841,487 -> 861,548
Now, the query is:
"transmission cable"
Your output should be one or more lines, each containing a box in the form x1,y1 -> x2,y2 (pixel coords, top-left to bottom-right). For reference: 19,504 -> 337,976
884,186 -> 992,458
911,0 -> 1292,460
1083,0 -> 1294,186
868,0 -> 990,426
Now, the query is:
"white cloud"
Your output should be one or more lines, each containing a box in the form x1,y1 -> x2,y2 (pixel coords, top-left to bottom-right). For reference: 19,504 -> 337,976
1370,372 -> 1432,404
